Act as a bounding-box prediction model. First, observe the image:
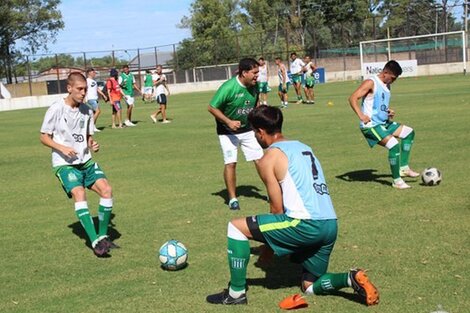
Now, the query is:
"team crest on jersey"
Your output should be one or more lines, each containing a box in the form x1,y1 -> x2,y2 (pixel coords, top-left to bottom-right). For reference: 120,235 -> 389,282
244,100 -> 251,106
67,172 -> 78,182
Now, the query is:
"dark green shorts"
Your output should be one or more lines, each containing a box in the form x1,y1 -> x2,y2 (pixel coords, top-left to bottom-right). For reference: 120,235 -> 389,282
361,121 -> 401,147
54,160 -> 107,198
291,74 -> 302,84
278,82 -> 290,93
250,214 -> 338,278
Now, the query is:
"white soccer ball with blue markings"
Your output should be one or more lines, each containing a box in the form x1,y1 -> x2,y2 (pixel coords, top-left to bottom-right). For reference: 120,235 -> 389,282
159,239 -> 188,270
421,167 -> 442,186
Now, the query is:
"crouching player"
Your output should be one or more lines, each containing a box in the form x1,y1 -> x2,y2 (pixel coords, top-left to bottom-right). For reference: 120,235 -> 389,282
206,105 -> 379,306
40,72 -> 119,257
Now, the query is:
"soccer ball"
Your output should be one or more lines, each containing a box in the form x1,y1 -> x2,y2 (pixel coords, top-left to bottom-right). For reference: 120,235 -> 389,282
421,167 -> 442,186
158,239 -> 188,270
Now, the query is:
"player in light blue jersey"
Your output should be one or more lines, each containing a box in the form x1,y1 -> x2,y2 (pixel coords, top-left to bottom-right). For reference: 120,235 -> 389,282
207,105 -> 379,307
349,60 -> 419,189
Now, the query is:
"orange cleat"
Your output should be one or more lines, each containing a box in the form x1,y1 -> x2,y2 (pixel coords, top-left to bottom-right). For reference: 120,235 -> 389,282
349,269 -> 379,306
279,293 -> 308,310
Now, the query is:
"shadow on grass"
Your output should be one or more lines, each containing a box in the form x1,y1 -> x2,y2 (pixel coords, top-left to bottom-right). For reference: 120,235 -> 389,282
211,185 -> 268,205
67,213 -> 121,250
336,169 -> 391,186
247,246 -> 368,306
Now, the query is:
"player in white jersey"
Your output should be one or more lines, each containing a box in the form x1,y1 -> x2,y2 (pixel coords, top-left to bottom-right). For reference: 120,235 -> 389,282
150,65 -> 171,124
289,52 -> 306,104
257,57 -> 269,105
40,73 -> 118,257
207,105 -> 379,307
275,57 -> 290,108
86,68 -> 108,132
349,60 -> 419,189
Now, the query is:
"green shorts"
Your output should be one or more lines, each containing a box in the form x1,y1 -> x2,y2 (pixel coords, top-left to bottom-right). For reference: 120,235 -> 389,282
54,160 -> 107,198
305,77 -> 315,88
249,214 -> 338,278
278,82 -> 290,93
258,82 -> 269,93
361,121 -> 401,147
291,74 -> 302,84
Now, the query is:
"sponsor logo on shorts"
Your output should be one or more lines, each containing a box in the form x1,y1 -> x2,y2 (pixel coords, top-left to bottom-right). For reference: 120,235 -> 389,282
67,172 -> 78,182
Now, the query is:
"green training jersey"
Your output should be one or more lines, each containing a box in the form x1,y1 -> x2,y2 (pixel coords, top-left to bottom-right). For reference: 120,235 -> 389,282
119,72 -> 135,96
144,74 -> 153,87
209,76 -> 258,135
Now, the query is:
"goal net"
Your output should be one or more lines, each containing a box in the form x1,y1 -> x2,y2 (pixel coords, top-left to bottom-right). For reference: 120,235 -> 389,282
359,31 -> 466,78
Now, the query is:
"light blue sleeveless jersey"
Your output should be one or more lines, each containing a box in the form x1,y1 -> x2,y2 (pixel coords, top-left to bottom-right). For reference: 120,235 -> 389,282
270,141 -> 336,220
361,75 -> 390,128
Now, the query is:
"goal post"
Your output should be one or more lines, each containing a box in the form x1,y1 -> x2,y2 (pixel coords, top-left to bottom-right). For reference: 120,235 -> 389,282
359,31 -> 467,78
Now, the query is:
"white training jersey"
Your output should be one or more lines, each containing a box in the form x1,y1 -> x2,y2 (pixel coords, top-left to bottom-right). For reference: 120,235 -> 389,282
257,64 -> 268,83
86,77 -> 99,100
305,62 -> 314,76
278,65 -> 291,84
152,73 -> 167,95
361,75 -> 391,128
290,58 -> 305,75
40,98 -> 94,167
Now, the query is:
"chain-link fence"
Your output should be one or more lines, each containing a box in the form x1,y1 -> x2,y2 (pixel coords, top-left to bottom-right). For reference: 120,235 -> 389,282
2,30 -> 469,98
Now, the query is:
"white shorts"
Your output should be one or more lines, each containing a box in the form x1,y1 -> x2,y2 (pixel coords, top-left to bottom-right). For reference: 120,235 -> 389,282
143,87 -> 153,95
218,131 -> 263,164
124,95 -> 135,106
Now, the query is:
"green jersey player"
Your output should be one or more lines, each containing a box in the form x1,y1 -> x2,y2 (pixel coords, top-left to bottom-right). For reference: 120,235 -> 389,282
208,58 -> 264,210
119,64 -> 140,127
40,73 -> 119,257
349,60 -> 419,189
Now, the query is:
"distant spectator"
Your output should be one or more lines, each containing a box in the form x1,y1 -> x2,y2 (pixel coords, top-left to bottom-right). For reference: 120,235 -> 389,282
86,68 -> 108,132
142,70 -> 154,102
106,68 -> 123,129
150,65 -> 171,124
118,64 -> 140,127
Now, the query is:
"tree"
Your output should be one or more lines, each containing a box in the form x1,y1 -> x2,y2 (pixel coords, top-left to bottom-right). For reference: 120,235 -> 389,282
0,0 -> 63,83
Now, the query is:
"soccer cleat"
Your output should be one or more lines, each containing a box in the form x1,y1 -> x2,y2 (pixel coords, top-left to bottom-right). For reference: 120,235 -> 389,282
296,99 -> 303,104
400,168 -> 420,178
93,126 -> 101,133
93,238 -> 110,257
229,200 -> 240,210
150,115 -> 157,123
104,238 -> 120,249
392,179 -> 411,189
349,269 -> 379,306
206,288 -> 247,305
161,120 -> 171,124
124,120 -> 136,127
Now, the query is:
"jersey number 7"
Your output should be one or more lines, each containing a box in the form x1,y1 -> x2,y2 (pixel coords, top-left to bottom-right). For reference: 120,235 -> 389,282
302,151 -> 318,180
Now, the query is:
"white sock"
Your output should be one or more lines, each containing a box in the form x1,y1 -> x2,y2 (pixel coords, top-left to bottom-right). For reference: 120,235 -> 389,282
229,287 -> 245,298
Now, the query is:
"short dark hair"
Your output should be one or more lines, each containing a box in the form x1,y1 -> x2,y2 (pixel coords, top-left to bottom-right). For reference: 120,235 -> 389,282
258,57 -> 264,61
290,52 -> 297,57
86,67 -> 95,74
238,58 -> 259,76
110,68 -> 118,77
122,64 -> 129,69
384,60 -> 402,76
67,72 -> 86,86
248,105 -> 283,135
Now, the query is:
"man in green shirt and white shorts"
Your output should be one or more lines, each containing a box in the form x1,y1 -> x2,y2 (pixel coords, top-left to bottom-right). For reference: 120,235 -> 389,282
208,58 -> 264,211
119,64 -> 140,127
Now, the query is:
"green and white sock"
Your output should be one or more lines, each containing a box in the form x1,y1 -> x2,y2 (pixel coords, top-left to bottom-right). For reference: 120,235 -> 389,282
74,201 -> 98,247
400,130 -> 415,168
227,222 -> 250,295
98,198 -> 113,238
313,273 -> 349,295
386,138 -> 401,180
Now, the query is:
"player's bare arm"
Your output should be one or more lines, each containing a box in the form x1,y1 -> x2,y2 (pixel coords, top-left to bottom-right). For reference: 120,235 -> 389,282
349,79 -> 374,124
87,135 -> 99,152
207,105 -> 241,131
257,148 -> 286,214
40,133 -> 77,158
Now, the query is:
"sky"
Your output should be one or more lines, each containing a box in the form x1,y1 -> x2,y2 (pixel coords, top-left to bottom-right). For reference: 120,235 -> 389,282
35,0 -> 193,56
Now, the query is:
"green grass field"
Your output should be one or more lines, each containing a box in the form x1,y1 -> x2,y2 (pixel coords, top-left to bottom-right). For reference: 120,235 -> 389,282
0,74 -> 469,313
